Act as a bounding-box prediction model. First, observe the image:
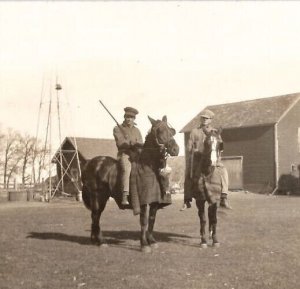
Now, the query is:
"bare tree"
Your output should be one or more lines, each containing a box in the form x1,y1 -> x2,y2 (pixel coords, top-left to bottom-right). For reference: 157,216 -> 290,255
31,139 -> 48,184
2,128 -> 23,188
0,126 -> 51,188
0,126 -> 6,187
19,134 -> 36,185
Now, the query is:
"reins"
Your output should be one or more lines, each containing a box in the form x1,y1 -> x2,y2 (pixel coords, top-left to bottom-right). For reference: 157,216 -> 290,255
141,121 -> 174,162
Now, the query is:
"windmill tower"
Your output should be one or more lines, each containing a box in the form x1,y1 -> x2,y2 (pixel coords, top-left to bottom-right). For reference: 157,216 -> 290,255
35,75 -> 82,202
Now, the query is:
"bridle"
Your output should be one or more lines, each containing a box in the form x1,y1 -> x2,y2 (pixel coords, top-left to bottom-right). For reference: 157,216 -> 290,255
151,121 -> 176,156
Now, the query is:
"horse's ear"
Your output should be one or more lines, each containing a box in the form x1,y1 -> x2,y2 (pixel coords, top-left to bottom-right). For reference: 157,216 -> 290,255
217,126 -> 223,134
162,115 -> 167,122
148,116 -> 157,126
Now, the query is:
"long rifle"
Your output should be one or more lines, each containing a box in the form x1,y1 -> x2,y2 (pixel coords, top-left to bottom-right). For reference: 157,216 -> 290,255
98,100 -> 128,139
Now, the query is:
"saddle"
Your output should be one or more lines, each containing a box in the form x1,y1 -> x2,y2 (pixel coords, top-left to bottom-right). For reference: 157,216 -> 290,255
119,162 -> 172,215
197,165 -> 226,204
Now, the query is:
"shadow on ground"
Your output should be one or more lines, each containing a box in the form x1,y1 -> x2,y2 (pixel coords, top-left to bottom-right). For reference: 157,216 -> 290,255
27,230 -> 193,247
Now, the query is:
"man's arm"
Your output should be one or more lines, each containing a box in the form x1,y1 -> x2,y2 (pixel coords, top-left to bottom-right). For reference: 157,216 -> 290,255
135,128 -> 143,146
129,128 -> 143,148
113,126 -> 130,150
187,130 -> 194,152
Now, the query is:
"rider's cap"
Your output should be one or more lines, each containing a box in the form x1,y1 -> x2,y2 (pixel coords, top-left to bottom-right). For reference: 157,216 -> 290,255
200,109 -> 215,119
124,107 -> 139,117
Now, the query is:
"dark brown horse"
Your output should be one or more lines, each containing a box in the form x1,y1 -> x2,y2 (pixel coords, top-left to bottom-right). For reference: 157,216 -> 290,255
195,129 -> 226,248
81,116 -> 179,252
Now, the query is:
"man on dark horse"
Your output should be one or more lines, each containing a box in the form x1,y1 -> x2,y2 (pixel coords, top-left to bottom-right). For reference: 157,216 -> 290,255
113,107 -> 171,206
182,109 -> 232,210
113,107 -> 144,205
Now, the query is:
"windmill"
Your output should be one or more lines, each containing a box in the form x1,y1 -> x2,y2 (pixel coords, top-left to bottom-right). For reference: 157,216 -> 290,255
34,75 -> 82,201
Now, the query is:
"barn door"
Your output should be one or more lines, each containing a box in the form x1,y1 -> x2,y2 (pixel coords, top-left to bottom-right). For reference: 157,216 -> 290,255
221,156 -> 243,190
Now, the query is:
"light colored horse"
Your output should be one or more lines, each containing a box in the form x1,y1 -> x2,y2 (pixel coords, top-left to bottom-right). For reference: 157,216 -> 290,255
196,129 -> 228,248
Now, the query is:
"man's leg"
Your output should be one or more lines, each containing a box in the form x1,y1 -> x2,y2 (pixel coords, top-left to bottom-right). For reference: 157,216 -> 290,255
181,176 -> 192,210
219,167 -> 232,209
120,154 -> 131,205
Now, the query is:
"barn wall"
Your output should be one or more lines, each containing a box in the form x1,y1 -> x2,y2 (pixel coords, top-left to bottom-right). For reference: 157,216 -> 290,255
277,99 -> 300,192
184,126 -> 276,191
221,125 -> 276,191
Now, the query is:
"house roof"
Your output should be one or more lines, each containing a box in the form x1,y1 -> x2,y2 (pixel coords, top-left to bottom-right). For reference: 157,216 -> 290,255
63,137 -> 118,160
180,93 -> 300,133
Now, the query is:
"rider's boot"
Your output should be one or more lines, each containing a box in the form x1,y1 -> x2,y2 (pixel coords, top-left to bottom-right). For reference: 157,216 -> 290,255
121,191 -> 129,205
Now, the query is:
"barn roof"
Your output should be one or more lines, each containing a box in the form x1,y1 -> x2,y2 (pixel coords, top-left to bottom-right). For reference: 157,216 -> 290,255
180,93 -> 300,133
62,137 -> 117,160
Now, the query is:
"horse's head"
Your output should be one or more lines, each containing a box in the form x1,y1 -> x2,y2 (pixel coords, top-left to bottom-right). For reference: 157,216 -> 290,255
203,128 -> 223,167
148,115 -> 179,156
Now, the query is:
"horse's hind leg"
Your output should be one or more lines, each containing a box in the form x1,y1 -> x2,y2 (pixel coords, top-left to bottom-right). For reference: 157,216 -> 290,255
140,204 -> 151,253
208,203 -> 219,247
147,202 -> 159,248
196,200 -> 207,248
90,192 -> 109,246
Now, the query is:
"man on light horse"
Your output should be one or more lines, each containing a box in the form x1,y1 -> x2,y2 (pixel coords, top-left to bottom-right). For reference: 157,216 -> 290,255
182,109 -> 232,210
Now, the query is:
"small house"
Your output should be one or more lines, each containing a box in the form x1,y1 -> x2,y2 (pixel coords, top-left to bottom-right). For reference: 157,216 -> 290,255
53,137 -> 118,195
180,93 -> 300,194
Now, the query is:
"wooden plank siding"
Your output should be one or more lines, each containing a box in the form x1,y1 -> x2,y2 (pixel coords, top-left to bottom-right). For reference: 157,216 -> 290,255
221,156 -> 243,190
184,128 -> 276,191
221,125 -> 275,191
277,99 -> 300,191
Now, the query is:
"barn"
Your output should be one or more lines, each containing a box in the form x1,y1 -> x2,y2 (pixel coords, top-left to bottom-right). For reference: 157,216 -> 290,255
180,93 -> 300,194
53,137 -> 118,196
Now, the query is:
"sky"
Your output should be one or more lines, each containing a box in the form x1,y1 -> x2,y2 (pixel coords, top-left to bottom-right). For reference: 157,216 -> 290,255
1,1 -> 300,155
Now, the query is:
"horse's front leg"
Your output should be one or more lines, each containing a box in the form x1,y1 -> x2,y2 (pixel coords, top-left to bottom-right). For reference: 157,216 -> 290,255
196,200 -> 207,248
140,204 -> 151,253
147,202 -> 159,248
91,193 -> 108,246
208,202 -> 219,247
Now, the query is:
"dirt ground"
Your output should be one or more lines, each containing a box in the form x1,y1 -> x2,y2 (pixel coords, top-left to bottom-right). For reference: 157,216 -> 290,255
0,192 -> 300,289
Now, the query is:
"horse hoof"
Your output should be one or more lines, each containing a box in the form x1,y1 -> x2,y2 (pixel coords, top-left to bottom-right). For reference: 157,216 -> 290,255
100,243 -> 108,248
200,243 -> 208,249
91,238 -> 101,246
150,242 -> 159,249
213,242 -> 220,248
141,246 -> 152,253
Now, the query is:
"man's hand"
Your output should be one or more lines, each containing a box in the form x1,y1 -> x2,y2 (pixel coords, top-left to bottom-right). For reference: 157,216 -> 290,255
119,142 -> 131,150
130,142 -> 143,149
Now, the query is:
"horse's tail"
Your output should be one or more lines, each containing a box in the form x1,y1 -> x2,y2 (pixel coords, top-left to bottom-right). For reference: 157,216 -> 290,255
82,183 -> 91,210
81,161 -> 92,210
